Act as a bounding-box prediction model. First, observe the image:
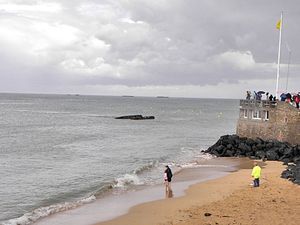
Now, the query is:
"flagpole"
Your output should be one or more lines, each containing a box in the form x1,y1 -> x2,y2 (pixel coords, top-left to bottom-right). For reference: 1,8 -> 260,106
275,12 -> 283,99
285,48 -> 291,92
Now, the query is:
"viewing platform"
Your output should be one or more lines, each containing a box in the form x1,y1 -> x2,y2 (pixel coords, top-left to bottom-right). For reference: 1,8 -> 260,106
237,100 -> 300,145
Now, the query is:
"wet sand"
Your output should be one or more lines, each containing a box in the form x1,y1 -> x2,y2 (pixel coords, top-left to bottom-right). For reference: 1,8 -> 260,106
96,160 -> 300,225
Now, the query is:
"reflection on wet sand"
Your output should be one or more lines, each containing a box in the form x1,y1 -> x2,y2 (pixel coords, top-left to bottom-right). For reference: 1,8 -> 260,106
165,189 -> 173,198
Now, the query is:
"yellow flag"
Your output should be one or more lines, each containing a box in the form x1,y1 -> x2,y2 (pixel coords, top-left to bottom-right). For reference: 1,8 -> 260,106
276,19 -> 281,30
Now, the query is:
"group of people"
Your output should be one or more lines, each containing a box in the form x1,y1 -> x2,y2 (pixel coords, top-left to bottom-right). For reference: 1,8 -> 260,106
280,92 -> 300,109
246,91 -> 276,101
246,90 -> 300,109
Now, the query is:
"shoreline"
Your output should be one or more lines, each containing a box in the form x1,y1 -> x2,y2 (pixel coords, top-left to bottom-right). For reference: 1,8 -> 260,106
32,157 -> 242,225
96,160 -> 300,225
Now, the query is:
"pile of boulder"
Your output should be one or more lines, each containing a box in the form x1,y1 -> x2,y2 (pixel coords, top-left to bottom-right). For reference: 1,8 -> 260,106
281,163 -> 300,184
204,135 -> 300,184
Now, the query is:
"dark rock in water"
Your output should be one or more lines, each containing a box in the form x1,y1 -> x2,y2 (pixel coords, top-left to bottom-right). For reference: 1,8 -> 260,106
115,115 -> 155,120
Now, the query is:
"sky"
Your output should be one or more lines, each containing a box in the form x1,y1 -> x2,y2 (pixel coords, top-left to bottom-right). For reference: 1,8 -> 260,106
0,0 -> 299,98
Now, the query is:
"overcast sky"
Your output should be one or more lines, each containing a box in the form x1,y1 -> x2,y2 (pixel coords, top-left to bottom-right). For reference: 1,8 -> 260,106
0,0 -> 299,98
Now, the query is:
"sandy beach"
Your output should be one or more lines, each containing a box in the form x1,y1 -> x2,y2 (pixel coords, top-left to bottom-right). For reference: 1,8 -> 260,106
96,160 -> 300,225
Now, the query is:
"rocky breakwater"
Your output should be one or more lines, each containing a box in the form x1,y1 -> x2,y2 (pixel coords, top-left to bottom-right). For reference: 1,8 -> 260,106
204,135 -> 300,185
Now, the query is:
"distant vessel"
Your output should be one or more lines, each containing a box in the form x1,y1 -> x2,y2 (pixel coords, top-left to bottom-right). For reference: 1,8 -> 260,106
156,96 -> 169,98
122,95 -> 134,97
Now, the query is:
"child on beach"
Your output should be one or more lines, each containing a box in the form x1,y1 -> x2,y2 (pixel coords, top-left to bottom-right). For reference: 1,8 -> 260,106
251,162 -> 262,187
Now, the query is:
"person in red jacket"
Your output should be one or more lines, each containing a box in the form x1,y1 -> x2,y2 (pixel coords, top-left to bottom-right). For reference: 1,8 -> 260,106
295,94 -> 300,109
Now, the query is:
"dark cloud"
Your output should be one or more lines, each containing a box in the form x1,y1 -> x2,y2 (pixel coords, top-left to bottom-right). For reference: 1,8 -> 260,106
0,0 -> 299,97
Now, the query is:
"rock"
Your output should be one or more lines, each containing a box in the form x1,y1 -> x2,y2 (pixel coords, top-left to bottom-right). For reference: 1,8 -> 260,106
226,144 -> 233,149
293,156 -> 300,163
238,143 -> 252,153
255,137 -> 264,145
266,150 -> 279,160
282,158 -> 290,165
294,162 -> 300,184
282,147 -> 293,157
255,151 -> 266,159
281,161 -> 300,184
215,145 -> 225,154
245,152 -> 253,157
256,143 -> 265,150
115,115 -> 155,120
246,138 -> 256,146
224,150 -> 234,157
211,150 -> 220,157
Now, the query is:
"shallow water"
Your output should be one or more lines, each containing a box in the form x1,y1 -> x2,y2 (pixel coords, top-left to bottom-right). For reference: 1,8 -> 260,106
0,94 -> 239,224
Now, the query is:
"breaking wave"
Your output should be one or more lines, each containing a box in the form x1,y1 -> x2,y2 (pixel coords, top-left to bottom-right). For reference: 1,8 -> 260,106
1,196 -> 96,225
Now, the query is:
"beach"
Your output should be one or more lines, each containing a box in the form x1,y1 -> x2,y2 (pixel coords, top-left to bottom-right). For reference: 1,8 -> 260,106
96,160 -> 300,225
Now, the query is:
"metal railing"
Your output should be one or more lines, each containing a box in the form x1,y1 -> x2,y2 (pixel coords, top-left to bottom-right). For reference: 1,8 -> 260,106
240,99 -> 277,108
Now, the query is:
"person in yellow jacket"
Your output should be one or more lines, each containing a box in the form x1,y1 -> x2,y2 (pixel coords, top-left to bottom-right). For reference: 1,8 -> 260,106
251,162 -> 261,187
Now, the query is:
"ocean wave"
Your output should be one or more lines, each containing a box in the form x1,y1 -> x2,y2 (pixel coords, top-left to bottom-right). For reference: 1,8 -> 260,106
133,161 -> 159,175
0,196 -> 96,225
113,174 -> 144,188
93,183 -> 114,197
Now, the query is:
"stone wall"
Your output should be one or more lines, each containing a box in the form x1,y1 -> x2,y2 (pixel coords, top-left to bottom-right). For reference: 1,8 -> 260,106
237,101 -> 300,145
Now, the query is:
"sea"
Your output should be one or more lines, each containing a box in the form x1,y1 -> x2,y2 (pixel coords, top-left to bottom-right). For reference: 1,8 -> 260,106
0,93 -> 240,225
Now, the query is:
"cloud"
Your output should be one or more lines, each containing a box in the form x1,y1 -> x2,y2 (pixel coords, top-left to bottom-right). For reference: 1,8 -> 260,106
0,0 -> 299,98
210,51 -> 256,70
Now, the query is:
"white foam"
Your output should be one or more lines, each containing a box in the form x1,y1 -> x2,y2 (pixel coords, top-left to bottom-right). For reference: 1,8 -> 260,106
113,174 -> 144,188
179,162 -> 229,169
0,196 -> 96,225
195,152 -> 216,160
